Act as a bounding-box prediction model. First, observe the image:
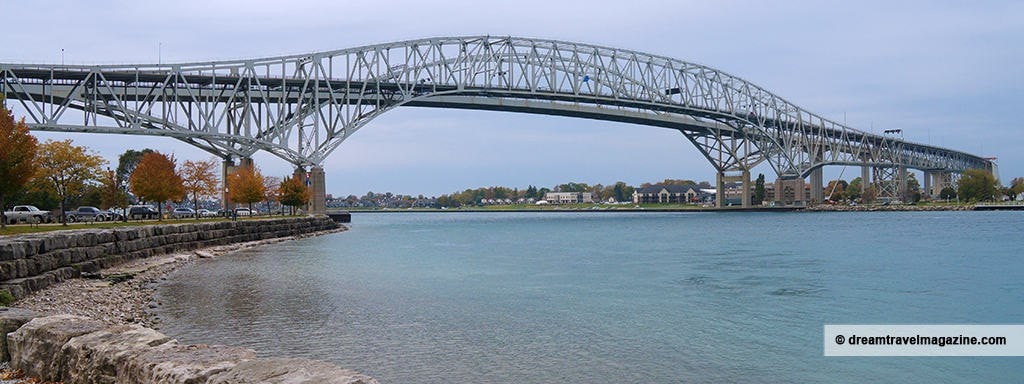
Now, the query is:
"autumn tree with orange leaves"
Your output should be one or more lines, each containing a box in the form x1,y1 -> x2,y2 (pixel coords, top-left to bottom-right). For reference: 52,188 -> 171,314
180,158 -> 219,219
129,152 -> 185,221
227,165 -> 265,213
278,175 -> 310,215
0,101 -> 39,228
34,140 -> 106,226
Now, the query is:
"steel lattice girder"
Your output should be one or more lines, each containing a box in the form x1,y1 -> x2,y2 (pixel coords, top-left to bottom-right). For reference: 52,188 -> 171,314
0,36 -> 993,175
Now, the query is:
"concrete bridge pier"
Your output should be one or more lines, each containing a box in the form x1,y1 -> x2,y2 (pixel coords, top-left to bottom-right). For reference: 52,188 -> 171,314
923,171 -> 932,198
862,166 -> 871,194
930,171 -> 953,197
292,166 -> 327,215
310,166 -> 326,215
715,170 -> 751,208
774,177 -> 806,206
809,167 -> 824,204
221,157 -> 254,213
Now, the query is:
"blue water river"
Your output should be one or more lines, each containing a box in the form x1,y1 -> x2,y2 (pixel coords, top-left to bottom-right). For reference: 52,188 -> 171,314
154,211 -> 1024,383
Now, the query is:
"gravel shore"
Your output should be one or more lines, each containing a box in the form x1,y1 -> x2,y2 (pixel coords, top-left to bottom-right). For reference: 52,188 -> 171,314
13,226 -> 347,329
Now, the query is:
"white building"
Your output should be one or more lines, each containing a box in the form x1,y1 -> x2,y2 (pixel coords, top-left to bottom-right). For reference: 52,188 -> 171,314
544,192 -> 595,204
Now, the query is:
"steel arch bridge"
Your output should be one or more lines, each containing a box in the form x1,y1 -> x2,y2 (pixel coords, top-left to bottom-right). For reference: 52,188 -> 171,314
1,35 -> 994,210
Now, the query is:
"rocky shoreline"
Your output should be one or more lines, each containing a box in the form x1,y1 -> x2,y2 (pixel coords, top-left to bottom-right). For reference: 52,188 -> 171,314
804,204 -> 975,212
12,226 -> 347,329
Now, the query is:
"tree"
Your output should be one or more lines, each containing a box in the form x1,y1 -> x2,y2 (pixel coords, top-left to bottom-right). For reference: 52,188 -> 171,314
906,173 -> 922,202
1009,177 -> 1024,201
116,149 -> 154,190
845,177 -> 863,201
227,165 -> 265,213
34,139 -> 106,226
99,168 -> 128,210
957,169 -> 999,202
939,186 -> 957,201
612,181 -> 634,203
824,179 -> 847,202
263,176 -> 282,215
754,174 -> 766,205
862,184 -> 877,204
129,152 -> 185,221
524,185 -> 539,199
0,101 -> 39,229
278,176 -> 310,214
556,182 -> 590,193
180,158 -> 219,219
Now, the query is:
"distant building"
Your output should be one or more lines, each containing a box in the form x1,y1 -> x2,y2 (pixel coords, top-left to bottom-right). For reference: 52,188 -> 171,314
544,192 -> 595,204
632,184 -> 702,204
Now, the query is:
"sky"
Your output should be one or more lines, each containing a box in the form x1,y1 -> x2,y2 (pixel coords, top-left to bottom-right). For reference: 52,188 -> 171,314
4,0 -> 1022,197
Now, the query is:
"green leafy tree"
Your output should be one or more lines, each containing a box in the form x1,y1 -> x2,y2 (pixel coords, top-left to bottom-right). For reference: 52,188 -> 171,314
524,185 -> 539,199
1008,177 -> 1024,201
845,177 -> 863,201
34,140 -> 106,225
612,181 -> 634,202
556,182 -> 590,193
939,186 -> 957,201
957,169 -> 999,202
906,173 -> 922,202
754,174 -> 766,205
0,102 -> 39,228
129,152 -> 185,221
278,176 -> 309,214
116,149 -> 154,192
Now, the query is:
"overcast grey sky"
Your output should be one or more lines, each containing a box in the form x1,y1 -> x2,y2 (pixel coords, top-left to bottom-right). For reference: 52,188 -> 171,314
5,0 -> 1022,197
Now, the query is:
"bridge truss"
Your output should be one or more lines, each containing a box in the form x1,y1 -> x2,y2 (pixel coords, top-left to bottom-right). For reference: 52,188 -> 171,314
1,36 -> 993,208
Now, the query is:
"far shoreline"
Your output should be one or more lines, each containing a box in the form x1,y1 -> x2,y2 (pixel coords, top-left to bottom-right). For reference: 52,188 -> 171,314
336,203 -> 1020,214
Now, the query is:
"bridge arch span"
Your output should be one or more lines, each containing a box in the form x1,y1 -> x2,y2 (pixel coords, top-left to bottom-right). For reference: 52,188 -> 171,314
1,36 -> 994,209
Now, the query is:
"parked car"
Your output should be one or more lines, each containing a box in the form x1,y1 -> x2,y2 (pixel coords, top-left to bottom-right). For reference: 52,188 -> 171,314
65,206 -> 108,222
2,205 -> 53,224
128,205 -> 159,220
105,208 -> 126,221
234,208 -> 253,216
171,207 -> 196,219
197,209 -> 219,218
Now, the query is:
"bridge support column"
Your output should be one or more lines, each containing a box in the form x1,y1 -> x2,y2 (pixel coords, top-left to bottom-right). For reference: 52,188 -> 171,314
774,177 -> 805,206
715,170 -> 751,208
873,165 -> 905,202
221,157 -> 254,214
310,166 -> 327,215
931,172 -> 952,198
715,172 -> 725,208
923,171 -> 932,199
810,167 -> 824,204
898,166 -> 908,202
861,166 -> 871,194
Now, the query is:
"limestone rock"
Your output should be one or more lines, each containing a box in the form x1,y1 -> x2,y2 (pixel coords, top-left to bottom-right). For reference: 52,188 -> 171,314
208,358 -> 379,384
7,314 -> 106,381
121,343 -> 257,383
0,307 -> 39,361
61,324 -> 173,383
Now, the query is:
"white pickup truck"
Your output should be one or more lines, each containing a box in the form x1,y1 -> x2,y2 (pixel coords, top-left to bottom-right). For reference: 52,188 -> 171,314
1,205 -> 54,224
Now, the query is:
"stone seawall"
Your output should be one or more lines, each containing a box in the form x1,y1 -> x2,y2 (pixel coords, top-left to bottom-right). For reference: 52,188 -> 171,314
0,217 -> 339,300
0,310 -> 376,383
